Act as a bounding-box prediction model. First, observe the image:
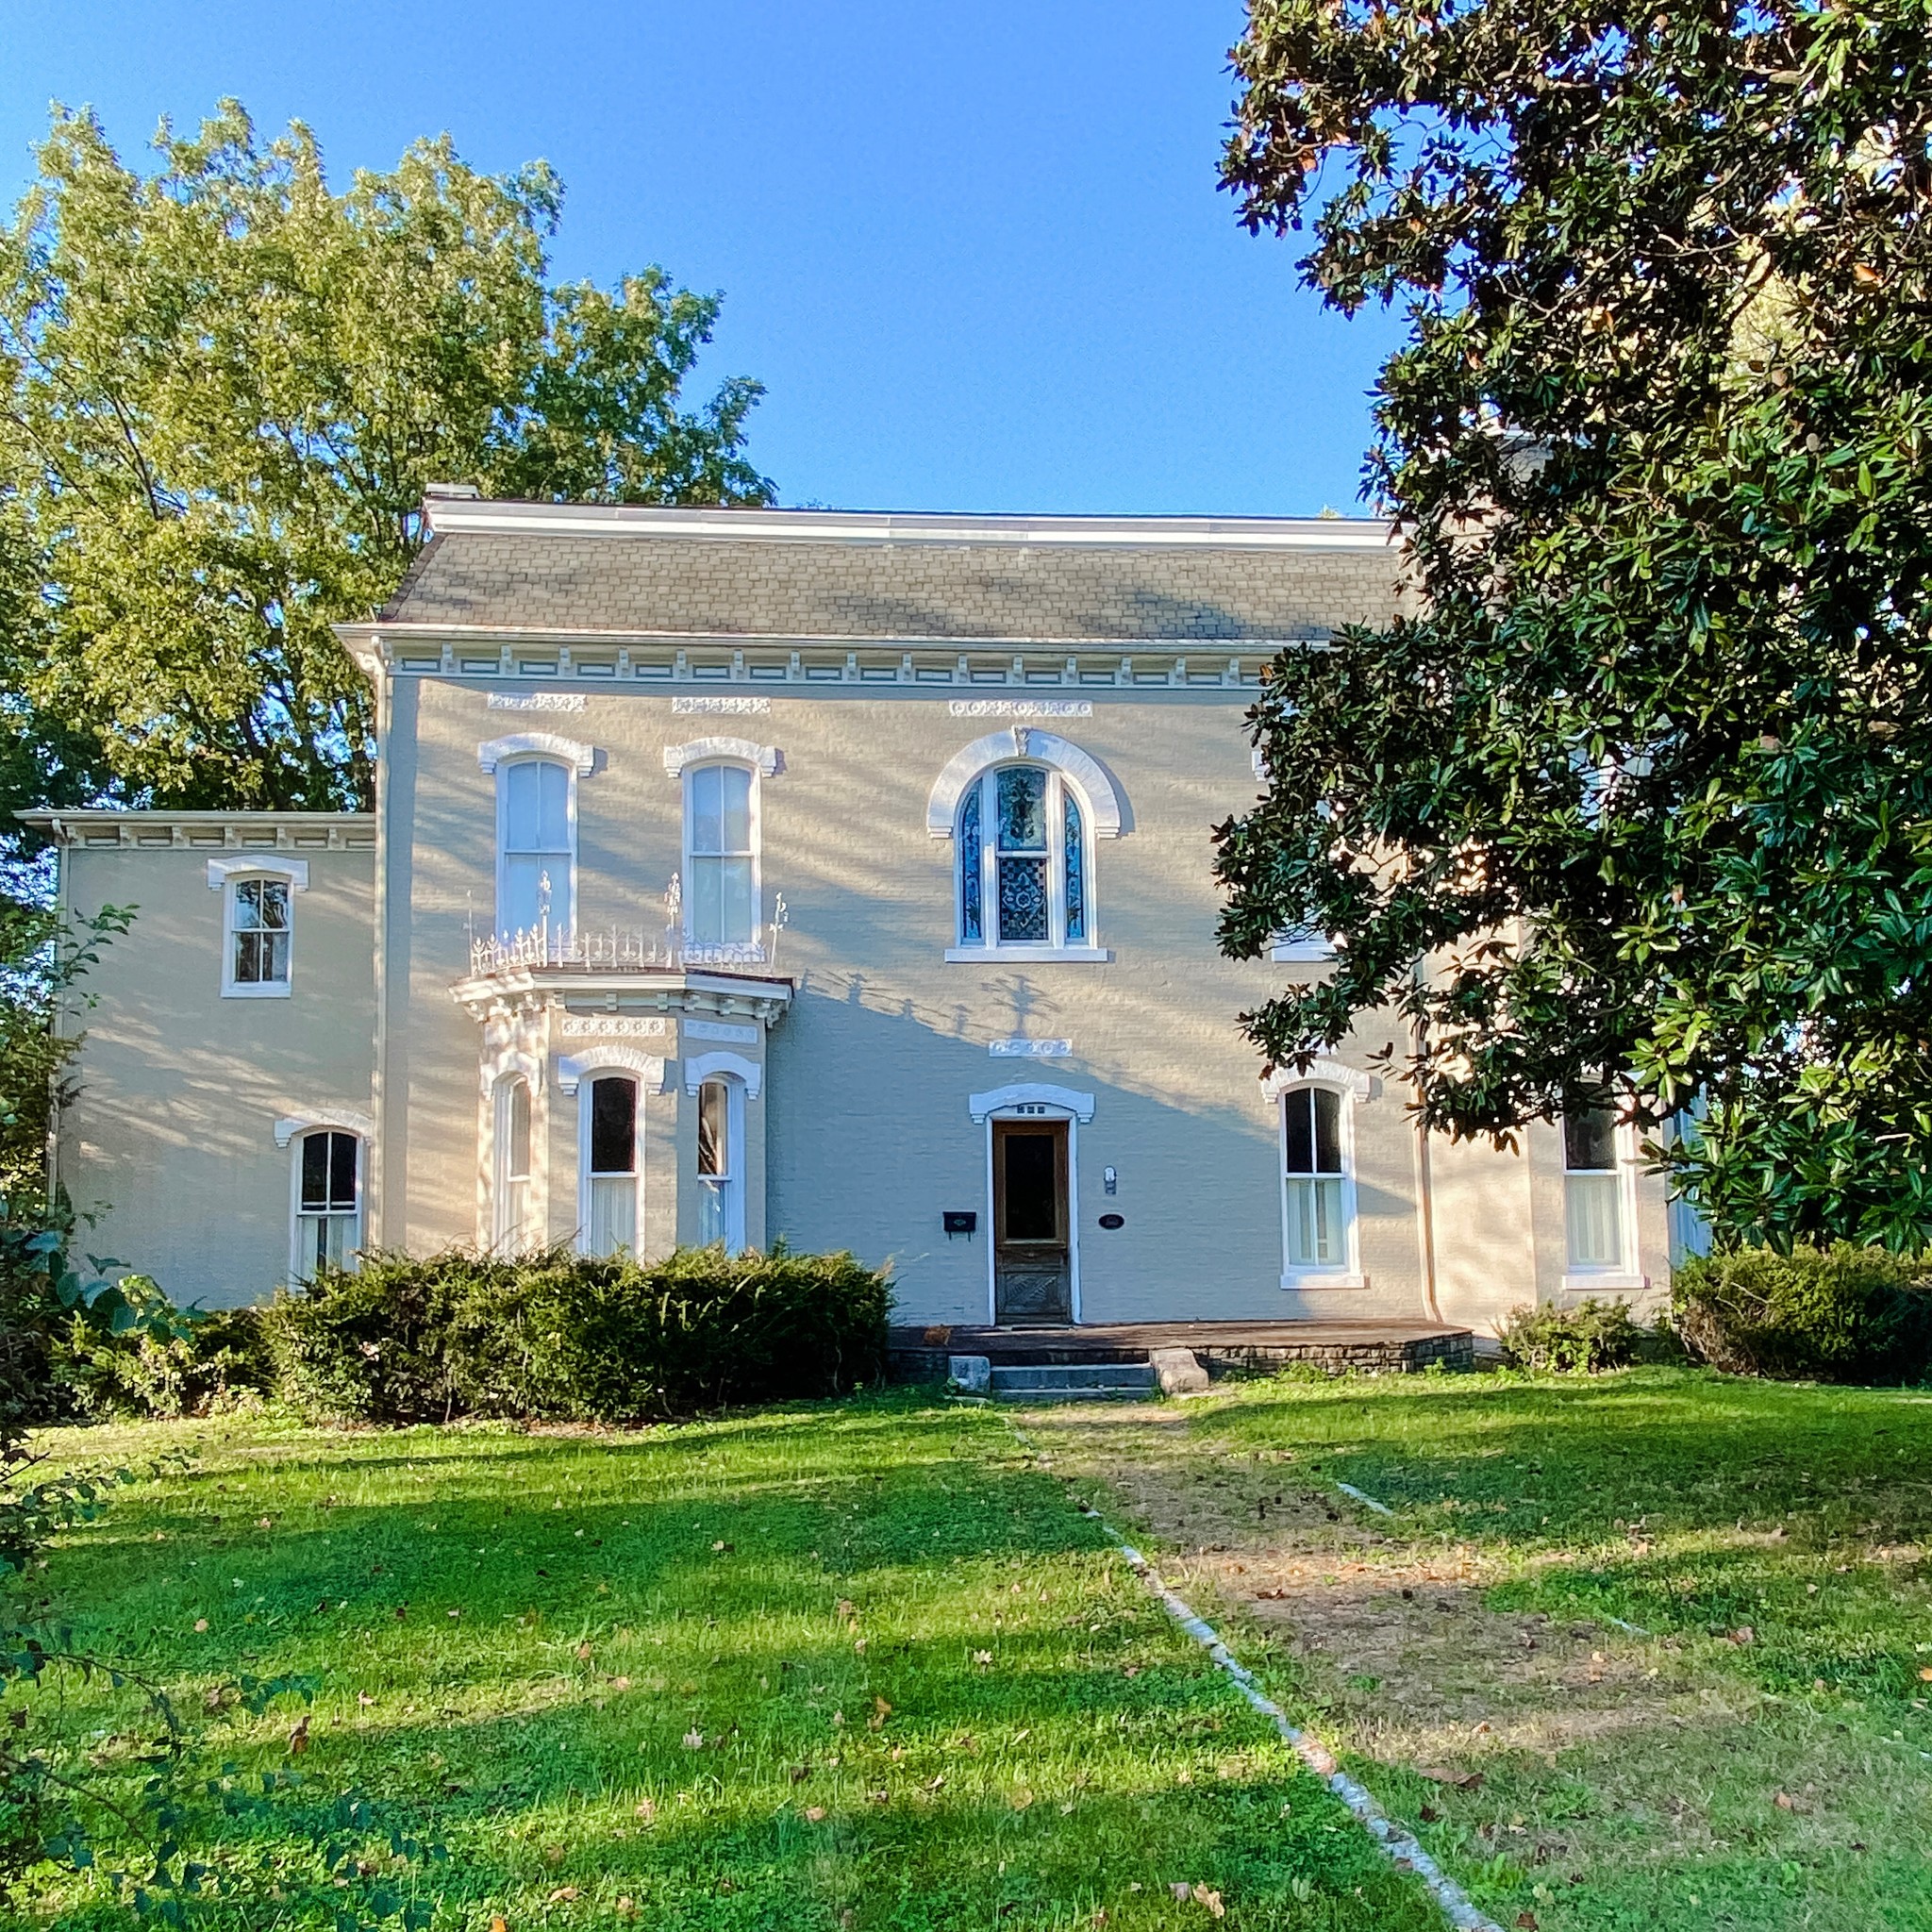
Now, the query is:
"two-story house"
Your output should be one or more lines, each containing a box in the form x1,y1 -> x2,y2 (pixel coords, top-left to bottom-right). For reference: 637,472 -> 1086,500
29,492 -> 1671,1341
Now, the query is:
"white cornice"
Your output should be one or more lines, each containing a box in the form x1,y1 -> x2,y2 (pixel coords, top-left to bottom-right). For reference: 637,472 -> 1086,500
421,499 -> 1396,551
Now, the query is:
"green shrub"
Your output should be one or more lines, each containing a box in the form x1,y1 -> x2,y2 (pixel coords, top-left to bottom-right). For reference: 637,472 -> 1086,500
1496,1297 -> 1650,1373
1673,1242 -> 1932,1384
264,1243 -> 892,1425
58,1297 -> 275,1419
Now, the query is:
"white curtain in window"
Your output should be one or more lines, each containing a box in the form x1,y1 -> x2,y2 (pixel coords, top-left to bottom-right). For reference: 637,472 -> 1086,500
1563,1106 -> 1624,1269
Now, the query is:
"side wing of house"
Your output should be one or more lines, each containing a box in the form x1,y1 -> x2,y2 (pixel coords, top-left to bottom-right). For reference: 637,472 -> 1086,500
28,813 -> 376,1310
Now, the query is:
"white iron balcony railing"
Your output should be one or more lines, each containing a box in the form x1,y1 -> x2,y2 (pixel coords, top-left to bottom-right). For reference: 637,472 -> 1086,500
468,908 -> 788,979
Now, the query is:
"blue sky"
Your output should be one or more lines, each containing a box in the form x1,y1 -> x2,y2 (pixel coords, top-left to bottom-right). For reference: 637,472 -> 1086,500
0,2 -> 1405,516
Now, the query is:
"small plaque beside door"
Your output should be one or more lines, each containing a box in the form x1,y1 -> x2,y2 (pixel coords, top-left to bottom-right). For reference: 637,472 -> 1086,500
1097,1212 -> 1124,1230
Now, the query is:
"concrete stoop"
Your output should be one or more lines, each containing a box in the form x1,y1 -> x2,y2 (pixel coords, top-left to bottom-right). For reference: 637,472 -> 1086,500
949,1350 -> 1208,1401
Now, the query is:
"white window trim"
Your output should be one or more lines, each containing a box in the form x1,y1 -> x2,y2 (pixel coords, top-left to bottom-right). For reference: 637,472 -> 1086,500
945,943 -> 1110,964
494,753 -> 580,941
677,758 -> 764,955
1561,1119 -> 1648,1294
210,860 -> 307,999
947,761 -> 1104,959
274,1108 -> 375,1149
1271,1072 -> 1367,1291
286,1125 -> 363,1284
477,731 -> 596,775
1270,930 -> 1338,963
661,735 -> 782,778
683,1050 -> 762,1101
557,1048 -> 670,1096
926,728 -> 1124,839
572,1059 -> 656,1258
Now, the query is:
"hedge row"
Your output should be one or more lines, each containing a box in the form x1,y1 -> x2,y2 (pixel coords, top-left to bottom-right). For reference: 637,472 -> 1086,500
261,1244 -> 891,1424
1672,1242 -> 1932,1385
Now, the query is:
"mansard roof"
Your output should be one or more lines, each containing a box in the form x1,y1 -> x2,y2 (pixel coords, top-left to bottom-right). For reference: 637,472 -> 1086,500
364,501 -> 1404,644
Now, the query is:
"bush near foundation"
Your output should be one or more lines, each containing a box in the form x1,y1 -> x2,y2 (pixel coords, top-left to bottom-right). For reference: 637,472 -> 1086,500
1496,1297 -> 1650,1374
1673,1243 -> 1932,1385
264,1243 -> 892,1425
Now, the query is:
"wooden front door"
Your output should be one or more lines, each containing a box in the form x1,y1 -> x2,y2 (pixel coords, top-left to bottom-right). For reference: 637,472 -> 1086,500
992,1118 -> 1071,1324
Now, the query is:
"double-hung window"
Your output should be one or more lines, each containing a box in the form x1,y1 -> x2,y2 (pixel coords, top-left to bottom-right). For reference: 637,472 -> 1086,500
497,758 -> 574,941
958,764 -> 1089,950
683,762 -> 758,953
1563,1102 -> 1626,1272
584,1074 -> 640,1256
292,1130 -> 359,1279
1281,1085 -> 1349,1271
228,877 -> 291,991
494,1075 -> 535,1254
695,1076 -> 744,1249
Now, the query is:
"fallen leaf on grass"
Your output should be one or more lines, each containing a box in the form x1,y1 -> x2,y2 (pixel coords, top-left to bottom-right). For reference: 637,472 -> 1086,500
804,1806 -> 827,1822
1515,1916 -> 1540,1930
1725,1626 -> 1756,1646
1920,1668 -> 1932,1683
543,1844 -> 566,1865
635,1799 -> 657,1823
192,1618 -> 208,1633
1416,1767 -> 1483,1790
712,1540 -> 734,1553
491,1918 -> 508,1932
287,1717 -> 309,1757
1192,1885 -> 1225,1919
1170,1885 -> 1191,1902
1010,1789 -> 1034,1809
615,1901 -> 637,1922
683,1729 -> 705,1749
547,1887 -> 579,1903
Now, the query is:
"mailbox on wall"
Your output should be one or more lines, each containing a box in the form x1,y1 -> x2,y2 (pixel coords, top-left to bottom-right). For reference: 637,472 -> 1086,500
942,1210 -> 977,1238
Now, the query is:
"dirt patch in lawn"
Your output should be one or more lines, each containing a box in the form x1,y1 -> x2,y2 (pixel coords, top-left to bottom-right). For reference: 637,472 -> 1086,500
1020,1403 -> 1911,1930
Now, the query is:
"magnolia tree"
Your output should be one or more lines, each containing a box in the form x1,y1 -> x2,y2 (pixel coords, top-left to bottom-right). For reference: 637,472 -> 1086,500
0,101 -> 773,819
1213,0 -> 1932,1248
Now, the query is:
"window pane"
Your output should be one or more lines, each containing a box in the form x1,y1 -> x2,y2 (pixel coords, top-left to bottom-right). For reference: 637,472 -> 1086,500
591,1077 -> 636,1175
697,1178 -> 726,1245
996,857 -> 1050,941
996,767 -> 1047,850
691,857 -> 724,944
1063,789 -> 1085,941
1285,1176 -> 1345,1267
589,1173 -> 636,1256
719,765 -> 752,853
1312,1088 -> 1341,1174
958,782 -> 983,942
258,881 -> 290,931
536,761 -> 569,850
507,1080 -> 532,1179
505,761 -> 539,847
718,856 -> 755,943
234,880 -> 265,930
328,1131 -> 358,1210
691,764 -> 723,854
1564,1105 -> 1617,1172
1283,1090 -> 1314,1175
502,854 -> 543,935
1566,1172 -> 1623,1268
301,1131 -> 330,1210
698,1080 -> 729,1177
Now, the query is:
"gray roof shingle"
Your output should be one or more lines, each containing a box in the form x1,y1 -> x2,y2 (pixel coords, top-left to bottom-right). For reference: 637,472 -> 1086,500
378,524 -> 1405,641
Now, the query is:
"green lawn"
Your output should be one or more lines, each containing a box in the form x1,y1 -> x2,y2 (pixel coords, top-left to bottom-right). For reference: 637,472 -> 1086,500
1029,1367 -> 1932,1932
13,1395 -> 1446,1931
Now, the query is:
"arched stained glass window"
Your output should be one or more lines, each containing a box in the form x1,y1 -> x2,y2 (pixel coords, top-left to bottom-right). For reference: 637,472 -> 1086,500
955,765 -> 1092,951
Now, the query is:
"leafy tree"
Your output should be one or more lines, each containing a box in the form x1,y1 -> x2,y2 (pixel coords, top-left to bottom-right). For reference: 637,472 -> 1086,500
0,101 -> 773,814
1215,0 -> 1932,1247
